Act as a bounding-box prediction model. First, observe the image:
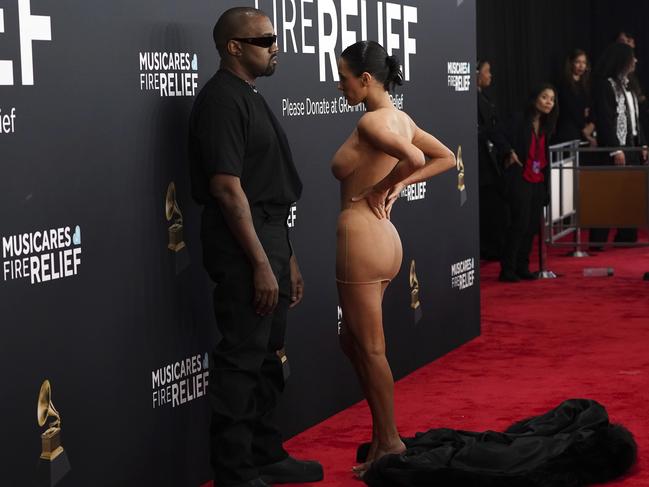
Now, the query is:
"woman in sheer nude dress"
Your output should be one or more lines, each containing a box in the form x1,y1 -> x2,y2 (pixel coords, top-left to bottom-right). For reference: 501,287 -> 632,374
331,41 -> 456,475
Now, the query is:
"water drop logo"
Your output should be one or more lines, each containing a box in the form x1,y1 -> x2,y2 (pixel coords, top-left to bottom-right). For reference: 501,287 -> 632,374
203,353 -> 209,370
191,54 -> 198,71
72,226 -> 81,245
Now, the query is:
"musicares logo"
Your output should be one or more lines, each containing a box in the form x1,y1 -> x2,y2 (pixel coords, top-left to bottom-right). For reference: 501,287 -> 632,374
2,225 -> 82,285
151,353 -> 210,409
451,257 -> 475,290
139,51 -> 198,97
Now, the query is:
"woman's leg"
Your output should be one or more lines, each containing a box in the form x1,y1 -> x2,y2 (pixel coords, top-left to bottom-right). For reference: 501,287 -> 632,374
517,183 -> 543,274
339,319 -> 378,464
337,281 -> 405,473
338,282 -> 387,465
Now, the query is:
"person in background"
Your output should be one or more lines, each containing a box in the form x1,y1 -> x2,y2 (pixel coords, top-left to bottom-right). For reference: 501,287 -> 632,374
617,30 -> 649,146
477,60 -> 515,260
499,85 -> 558,282
617,30 -> 636,49
556,49 -> 596,146
591,42 -> 648,247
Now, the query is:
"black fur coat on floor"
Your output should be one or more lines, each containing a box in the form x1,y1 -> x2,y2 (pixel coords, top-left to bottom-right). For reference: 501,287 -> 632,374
360,399 -> 636,487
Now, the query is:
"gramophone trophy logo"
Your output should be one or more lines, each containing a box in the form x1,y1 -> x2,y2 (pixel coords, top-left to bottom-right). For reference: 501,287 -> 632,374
37,380 -> 71,486
456,145 -> 467,207
165,181 -> 189,273
409,260 -> 422,325
166,182 -> 185,252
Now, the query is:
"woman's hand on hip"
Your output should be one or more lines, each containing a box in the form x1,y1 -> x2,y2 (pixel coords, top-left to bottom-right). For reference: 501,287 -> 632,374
352,186 -> 389,219
385,183 -> 405,220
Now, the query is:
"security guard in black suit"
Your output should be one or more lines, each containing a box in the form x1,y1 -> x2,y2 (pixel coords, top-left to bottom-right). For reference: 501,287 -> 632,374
189,7 -> 323,487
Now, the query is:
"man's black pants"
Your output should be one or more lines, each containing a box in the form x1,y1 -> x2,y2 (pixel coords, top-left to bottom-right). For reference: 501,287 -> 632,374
203,206 -> 291,486
479,182 -> 508,260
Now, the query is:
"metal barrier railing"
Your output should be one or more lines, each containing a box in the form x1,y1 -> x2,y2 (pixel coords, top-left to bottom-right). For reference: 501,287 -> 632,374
538,141 -> 649,277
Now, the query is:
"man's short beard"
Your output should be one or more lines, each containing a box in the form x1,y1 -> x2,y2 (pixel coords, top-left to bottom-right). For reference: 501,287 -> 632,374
261,62 -> 276,77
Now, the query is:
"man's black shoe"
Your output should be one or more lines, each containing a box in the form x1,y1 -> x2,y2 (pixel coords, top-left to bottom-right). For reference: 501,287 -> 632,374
499,270 -> 520,282
259,456 -> 324,483
225,479 -> 270,487
516,269 -> 537,280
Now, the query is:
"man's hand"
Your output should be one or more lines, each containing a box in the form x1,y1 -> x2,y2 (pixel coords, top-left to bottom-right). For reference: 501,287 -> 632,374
582,123 -> 598,147
209,174 -> 280,315
613,151 -> 626,166
504,151 -> 522,168
582,122 -> 595,138
352,186 -> 389,219
289,254 -> 304,308
253,261 -> 279,316
642,146 -> 648,163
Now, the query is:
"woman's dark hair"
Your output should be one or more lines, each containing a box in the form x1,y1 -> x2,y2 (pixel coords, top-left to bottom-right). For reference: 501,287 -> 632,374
526,83 -> 559,136
340,41 -> 403,91
563,48 -> 590,95
477,59 -> 490,73
593,42 -> 635,80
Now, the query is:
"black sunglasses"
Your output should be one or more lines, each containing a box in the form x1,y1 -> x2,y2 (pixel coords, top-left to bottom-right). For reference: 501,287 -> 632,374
232,35 -> 277,48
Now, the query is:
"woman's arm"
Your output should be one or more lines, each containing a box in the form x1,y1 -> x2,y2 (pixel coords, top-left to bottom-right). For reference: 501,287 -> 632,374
380,127 -> 456,218
356,112 -> 426,194
352,114 -> 456,218
399,126 -> 456,186
352,112 -> 455,219
350,112 -> 426,219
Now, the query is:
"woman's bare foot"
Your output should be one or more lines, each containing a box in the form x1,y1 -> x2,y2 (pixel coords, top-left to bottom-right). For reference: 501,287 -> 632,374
365,440 -> 378,462
351,460 -> 372,478
351,439 -> 406,478
351,440 -> 378,478
372,438 -> 406,462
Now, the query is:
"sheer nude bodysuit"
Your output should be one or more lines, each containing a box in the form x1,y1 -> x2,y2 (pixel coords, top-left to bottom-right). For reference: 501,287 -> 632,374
332,114 -> 413,284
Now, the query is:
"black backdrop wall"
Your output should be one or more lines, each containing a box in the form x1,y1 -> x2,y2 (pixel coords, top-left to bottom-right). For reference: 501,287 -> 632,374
477,0 -> 649,120
1,1 -> 478,486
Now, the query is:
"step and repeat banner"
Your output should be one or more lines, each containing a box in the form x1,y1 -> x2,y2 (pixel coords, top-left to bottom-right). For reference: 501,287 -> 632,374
1,0 -> 478,485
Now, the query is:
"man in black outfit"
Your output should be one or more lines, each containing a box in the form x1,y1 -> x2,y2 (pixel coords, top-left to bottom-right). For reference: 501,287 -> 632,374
477,61 -> 515,261
188,7 -> 323,487
591,42 -> 648,247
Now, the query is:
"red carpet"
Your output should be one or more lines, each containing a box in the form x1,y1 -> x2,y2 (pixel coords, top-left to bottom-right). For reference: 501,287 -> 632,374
201,240 -> 649,487
279,241 -> 649,486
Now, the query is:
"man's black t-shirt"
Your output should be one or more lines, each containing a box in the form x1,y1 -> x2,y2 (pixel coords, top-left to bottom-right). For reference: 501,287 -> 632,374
188,69 -> 302,239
